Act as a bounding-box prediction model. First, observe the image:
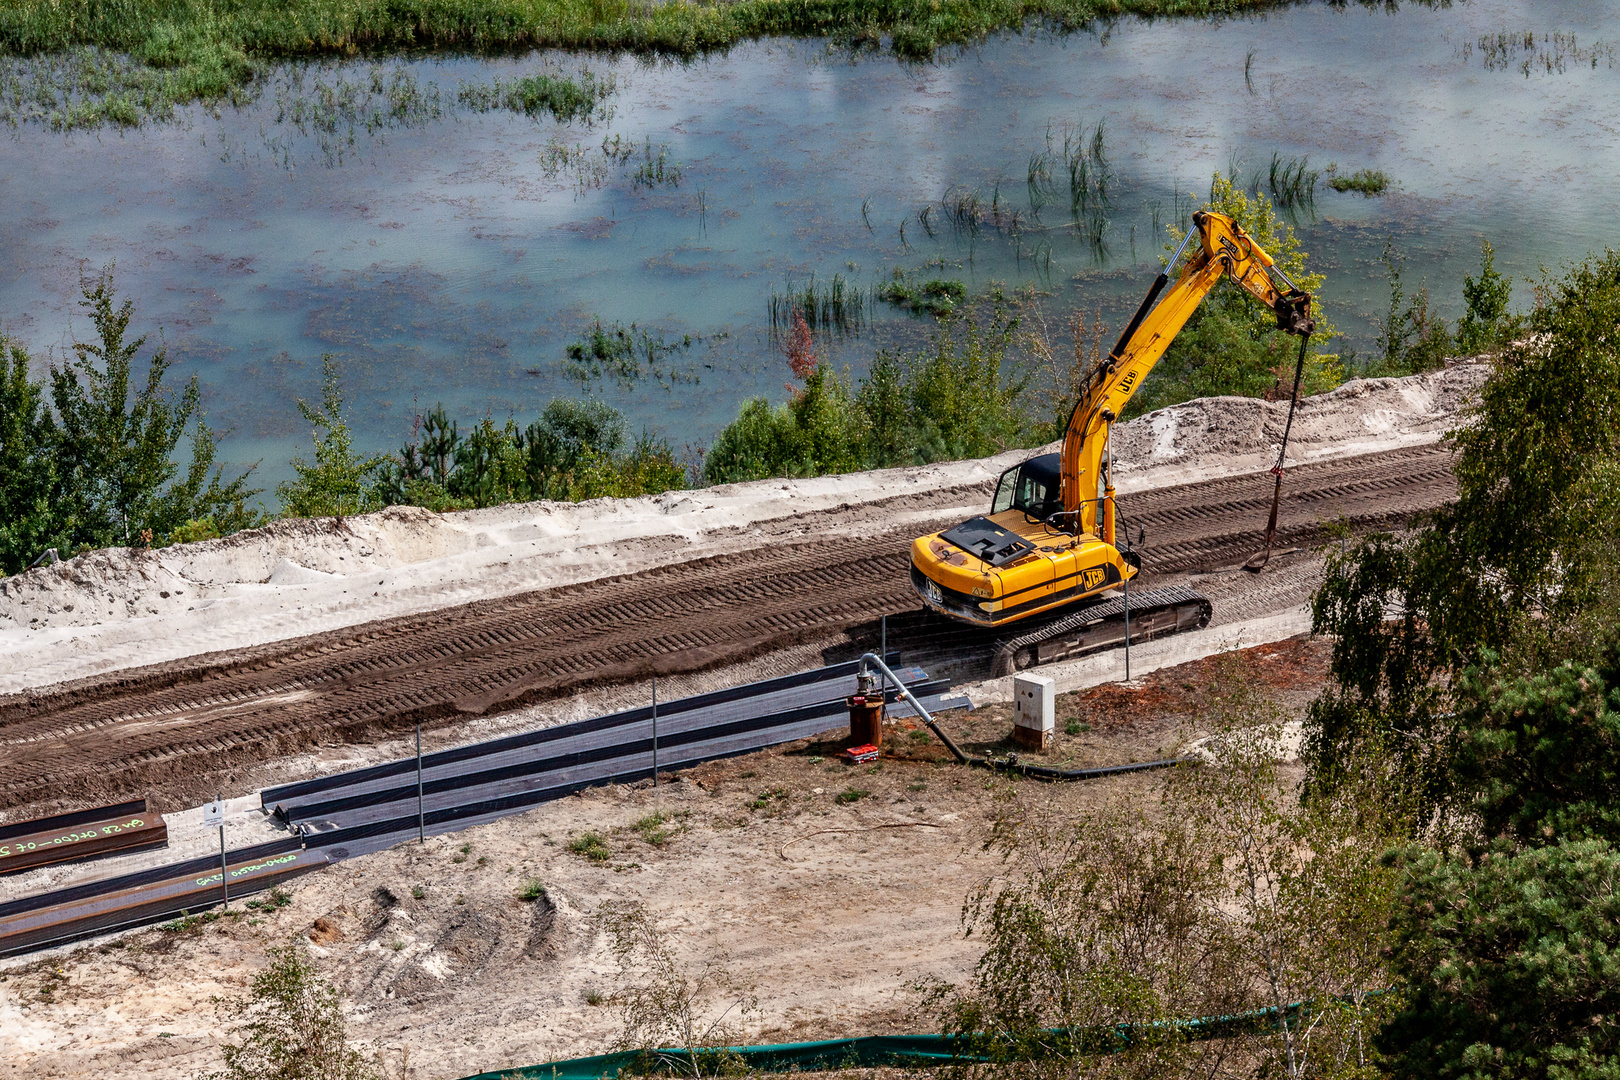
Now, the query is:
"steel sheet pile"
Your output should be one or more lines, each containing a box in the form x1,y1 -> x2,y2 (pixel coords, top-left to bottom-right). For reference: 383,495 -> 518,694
272,658 -> 964,859
0,659 -> 965,957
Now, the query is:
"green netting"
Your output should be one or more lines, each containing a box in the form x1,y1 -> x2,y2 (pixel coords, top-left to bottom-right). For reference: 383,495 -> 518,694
456,998 -> 1343,1080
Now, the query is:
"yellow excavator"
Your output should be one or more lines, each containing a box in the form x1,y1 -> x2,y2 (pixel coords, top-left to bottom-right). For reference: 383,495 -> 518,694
909,210 -> 1315,674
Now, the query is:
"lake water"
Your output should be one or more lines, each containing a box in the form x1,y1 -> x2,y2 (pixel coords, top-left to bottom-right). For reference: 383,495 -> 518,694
0,0 -> 1614,493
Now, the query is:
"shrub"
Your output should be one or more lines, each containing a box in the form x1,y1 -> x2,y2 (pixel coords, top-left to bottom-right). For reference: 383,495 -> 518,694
1454,625 -> 1620,845
200,942 -> 380,1080
373,396 -> 684,510
276,354 -> 385,519
1306,247 -> 1620,818
0,266 -> 260,573
165,517 -> 220,546
1369,239 -> 1453,376
704,295 -> 1038,483
1456,238 -> 1519,354
1380,839 -> 1620,1080
596,900 -> 757,1077
702,363 -> 863,484
931,666 -> 1399,1080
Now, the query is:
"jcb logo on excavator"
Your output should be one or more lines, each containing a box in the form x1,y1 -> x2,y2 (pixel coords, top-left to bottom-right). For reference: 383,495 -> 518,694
1082,566 -> 1108,590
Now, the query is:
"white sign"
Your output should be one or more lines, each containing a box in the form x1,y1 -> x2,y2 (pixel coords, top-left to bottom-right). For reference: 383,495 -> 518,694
202,800 -> 224,827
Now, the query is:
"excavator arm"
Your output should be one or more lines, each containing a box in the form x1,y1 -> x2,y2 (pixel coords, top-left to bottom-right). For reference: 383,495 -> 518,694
1057,210 -> 1314,536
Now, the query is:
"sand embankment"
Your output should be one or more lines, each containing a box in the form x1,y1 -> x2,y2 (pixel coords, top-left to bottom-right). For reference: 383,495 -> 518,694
0,366 -> 1485,695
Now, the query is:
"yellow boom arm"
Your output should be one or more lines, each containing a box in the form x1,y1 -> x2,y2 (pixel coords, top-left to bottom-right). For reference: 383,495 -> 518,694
1058,211 -> 1313,536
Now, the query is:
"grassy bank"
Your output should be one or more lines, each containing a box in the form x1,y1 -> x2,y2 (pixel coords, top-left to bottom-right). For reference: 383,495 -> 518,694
0,0 -> 1292,126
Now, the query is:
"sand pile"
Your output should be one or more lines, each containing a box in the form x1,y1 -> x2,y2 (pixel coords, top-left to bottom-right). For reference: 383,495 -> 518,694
0,365 -> 1486,694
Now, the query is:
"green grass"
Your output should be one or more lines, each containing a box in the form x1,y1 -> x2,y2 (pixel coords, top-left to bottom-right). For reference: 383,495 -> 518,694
630,810 -> 684,846
0,0 -> 1299,129
835,788 -> 869,805
516,877 -> 547,901
1327,168 -> 1390,196
749,787 -> 790,810
567,829 -> 612,862
244,887 -> 292,912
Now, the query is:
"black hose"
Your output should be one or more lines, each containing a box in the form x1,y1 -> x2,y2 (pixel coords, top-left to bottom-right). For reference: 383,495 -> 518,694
968,755 -> 1196,781
856,654 -> 1196,782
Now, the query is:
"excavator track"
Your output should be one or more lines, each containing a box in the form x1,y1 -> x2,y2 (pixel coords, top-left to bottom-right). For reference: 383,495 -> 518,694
989,585 -> 1213,677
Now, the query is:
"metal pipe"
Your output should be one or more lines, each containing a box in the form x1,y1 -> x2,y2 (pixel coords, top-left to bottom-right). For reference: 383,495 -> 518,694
1123,538 -> 1132,682
1268,263 -> 1300,293
217,793 -> 228,909
858,654 -> 969,763
860,653 -> 1190,779
1105,273 -> 1169,364
879,615 -> 888,705
1165,225 -> 1199,277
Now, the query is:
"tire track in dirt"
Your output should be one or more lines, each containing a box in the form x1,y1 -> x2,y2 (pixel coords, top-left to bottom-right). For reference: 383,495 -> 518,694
0,443 -> 1454,809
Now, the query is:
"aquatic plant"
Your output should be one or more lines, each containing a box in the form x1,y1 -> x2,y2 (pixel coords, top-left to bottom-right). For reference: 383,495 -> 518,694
1265,152 -> 1318,215
1326,168 -> 1389,196
457,68 -> 615,125
266,63 -> 445,165
1466,29 -> 1616,76
877,271 -> 967,317
1063,119 -> 1110,219
563,319 -> 698,388
942,188 -> 987,237
534,132 -> 680,197
768,273 -> 870,337
630,137 -> 682,189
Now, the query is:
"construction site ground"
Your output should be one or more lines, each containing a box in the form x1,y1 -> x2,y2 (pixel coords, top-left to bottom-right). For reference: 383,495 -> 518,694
0,636 -> 1329,1080
0,366 -> 1483,1079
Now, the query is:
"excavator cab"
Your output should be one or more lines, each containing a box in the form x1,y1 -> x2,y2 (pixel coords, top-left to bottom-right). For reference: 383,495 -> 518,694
990,453 -> 1063,523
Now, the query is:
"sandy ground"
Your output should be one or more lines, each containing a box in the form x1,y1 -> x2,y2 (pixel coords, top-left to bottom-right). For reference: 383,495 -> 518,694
0,637 -> 1330,1080
0,366 -> 1483,696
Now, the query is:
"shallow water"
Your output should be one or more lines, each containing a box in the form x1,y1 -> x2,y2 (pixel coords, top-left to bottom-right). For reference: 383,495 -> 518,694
0,0 -> 1614,493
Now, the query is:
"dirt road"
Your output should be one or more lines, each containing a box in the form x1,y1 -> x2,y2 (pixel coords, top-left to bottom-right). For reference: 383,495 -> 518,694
0,443 -> 1452,813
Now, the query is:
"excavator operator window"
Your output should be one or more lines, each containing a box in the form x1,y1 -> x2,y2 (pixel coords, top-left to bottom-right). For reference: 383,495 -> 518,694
991,469 -> 1019,515
991,454 -> 1062,521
